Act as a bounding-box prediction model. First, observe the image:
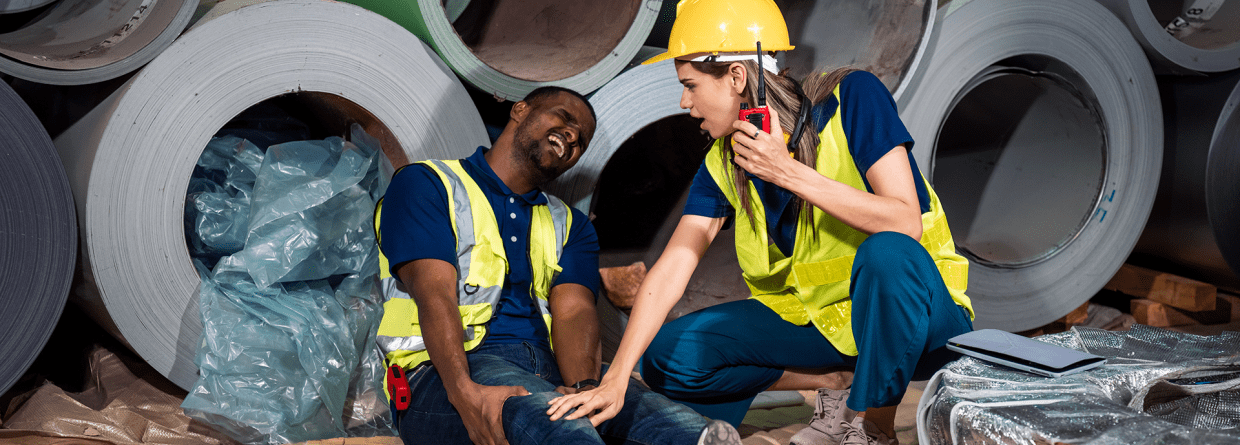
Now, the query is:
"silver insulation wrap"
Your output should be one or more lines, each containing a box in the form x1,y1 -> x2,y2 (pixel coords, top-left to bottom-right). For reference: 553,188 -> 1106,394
919,325 -> 1240,445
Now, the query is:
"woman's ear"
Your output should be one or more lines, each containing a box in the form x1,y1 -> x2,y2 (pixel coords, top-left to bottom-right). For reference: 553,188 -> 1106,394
729,62 -> 748,95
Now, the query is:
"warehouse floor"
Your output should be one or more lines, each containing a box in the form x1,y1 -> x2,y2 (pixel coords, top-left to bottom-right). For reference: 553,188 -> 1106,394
0,302 -> 925,445
7,295 -> 1240,444
3,261 -> 1237,445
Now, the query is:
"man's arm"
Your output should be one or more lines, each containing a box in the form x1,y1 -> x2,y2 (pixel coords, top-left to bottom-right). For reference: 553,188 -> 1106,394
398,258 -> 529,445
548,283 -> 601,394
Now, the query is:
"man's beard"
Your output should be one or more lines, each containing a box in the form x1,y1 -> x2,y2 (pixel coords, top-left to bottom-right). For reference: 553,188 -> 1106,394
512,126 -> 562,186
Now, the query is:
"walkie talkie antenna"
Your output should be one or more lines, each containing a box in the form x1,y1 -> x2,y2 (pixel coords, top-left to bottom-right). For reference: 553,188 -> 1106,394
756,41 -> 766,107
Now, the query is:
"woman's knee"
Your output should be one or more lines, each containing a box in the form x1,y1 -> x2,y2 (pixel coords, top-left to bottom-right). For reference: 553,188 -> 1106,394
854,232 -> 937,280
856,231 -> 922,263
640,327 -> 722,394
639,330 -> 681,386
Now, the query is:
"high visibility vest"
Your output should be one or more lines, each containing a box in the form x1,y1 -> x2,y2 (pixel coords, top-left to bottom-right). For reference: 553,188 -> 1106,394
703,84 -> 974,356
373,159 -> 571,372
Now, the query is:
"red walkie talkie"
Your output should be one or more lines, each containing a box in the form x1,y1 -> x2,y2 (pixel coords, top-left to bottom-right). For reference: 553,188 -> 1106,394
737,41 -> 771,135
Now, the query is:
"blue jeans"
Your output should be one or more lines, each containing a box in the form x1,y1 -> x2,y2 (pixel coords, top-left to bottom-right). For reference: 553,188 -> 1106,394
640,232 -> 974,425
393,341 -> 708,444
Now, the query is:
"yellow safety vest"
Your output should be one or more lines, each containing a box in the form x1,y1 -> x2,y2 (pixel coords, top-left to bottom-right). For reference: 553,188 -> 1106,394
703,85 -> 973,356
373,159 -> 571,373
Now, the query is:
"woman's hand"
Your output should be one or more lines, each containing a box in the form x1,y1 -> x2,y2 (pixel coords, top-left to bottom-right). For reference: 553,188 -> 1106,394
730,106 -> 807,188
545,379 -> 627,427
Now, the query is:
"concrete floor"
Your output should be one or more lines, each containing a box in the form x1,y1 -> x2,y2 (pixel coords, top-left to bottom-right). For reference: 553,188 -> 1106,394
282,382 -> 928,444
738,382 -> 925,445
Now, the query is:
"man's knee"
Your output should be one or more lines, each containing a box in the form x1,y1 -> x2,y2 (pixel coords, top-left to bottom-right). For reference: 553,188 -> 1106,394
502,391 -> 592,423
504,391 -> 558,414
502,392 -> 595,441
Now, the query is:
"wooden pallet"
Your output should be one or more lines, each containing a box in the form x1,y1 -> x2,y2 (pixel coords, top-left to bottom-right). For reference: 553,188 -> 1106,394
1104,264 -> 1239,329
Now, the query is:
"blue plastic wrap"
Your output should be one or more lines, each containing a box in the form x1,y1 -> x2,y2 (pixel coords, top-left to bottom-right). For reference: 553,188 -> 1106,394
185,136 -> 263,268
181,124 -> 395,444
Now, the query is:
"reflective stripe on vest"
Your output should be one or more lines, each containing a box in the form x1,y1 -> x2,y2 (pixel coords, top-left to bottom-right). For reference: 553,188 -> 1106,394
373,159 -> 571,373
704,83 -> 974,356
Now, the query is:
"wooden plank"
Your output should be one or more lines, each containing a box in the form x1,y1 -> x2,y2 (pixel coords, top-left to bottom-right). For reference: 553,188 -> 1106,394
1165,292 -> 1240,336
599,262 -> 646,310
1060,302 -> 1089,326
1105,264 -> 1216,311
1105,264 -> 1157,295
1131,299 -> 1200,327
1149,273 -> 1217,312
1131,294 -> 1240,327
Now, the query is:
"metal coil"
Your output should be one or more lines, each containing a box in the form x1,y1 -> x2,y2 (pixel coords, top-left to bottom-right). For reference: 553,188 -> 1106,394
51,0 -> 488,389
899,0 -> 1162,332
0,80 -> 75,397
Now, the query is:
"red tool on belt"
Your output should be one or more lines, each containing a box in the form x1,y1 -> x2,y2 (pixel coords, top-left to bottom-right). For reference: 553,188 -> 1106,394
387,364 -> 411,410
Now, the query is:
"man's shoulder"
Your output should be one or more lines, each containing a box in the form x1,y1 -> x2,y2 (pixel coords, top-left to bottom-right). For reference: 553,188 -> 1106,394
383,162 -> 452,215
390,161 -> 448,191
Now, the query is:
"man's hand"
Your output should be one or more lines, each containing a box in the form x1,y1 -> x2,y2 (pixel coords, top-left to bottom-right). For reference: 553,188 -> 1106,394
452,383 -> 530,445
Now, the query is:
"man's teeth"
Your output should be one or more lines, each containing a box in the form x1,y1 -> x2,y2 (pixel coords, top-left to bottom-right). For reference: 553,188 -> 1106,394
549,134 -> 566,157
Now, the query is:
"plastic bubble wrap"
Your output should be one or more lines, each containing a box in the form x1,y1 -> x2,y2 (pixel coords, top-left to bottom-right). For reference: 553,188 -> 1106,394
918,325 -> 1240,445
181,124 -> 395,444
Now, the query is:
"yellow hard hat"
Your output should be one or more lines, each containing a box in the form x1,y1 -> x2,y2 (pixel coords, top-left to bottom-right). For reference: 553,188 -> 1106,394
643,0 -> 794,65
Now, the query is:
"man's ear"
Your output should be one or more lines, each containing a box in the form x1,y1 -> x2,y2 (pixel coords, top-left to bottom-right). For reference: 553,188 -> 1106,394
510,100 -> 530,123
729,62 -> 748,95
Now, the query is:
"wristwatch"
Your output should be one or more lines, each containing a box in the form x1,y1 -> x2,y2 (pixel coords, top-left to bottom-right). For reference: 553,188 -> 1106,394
570,379 -> 600,390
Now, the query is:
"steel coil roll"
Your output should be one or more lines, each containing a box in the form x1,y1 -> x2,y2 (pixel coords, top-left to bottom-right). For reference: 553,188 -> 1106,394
0,0 -> 55,14
899,0 -> 1162,331
776,0 -> 938,101
0,81 -> 76,397
0,0 -> 197,85
52,0 -> 488,389
336,0 -> 660,100
1134,71 -> 1240,290
1096,0 -> 1240,74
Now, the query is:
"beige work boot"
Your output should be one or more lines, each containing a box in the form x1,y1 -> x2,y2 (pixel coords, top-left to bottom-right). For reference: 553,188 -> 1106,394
790,388 -> 856,445
839,416 -> 896,445
697,419 -> 742,445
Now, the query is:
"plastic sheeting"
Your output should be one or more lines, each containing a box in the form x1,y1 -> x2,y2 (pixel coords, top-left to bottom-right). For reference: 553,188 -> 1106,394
918,325 -> 1240,445
0,346 -> 234,445
180,124 -> 393,445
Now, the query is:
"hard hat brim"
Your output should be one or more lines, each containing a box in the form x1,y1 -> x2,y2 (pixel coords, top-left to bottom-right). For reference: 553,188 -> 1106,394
642,47 -> 796,66
641,50 -> 677,65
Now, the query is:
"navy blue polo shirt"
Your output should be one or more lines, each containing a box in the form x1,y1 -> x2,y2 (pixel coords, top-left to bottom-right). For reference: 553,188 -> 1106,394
378,147 -> 600,350
684,71 -> 929,257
